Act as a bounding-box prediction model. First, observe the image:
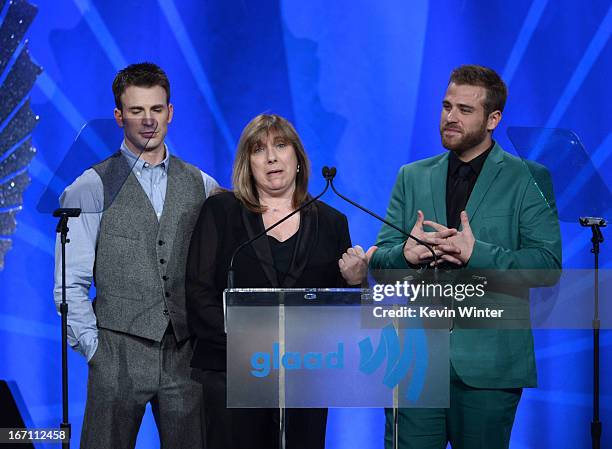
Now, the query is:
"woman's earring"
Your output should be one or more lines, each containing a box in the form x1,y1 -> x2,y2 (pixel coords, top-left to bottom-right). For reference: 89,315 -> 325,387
297,164 -> 300,173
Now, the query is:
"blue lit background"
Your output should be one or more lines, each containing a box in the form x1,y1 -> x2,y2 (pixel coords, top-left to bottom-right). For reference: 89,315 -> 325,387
1,0 -> 611,447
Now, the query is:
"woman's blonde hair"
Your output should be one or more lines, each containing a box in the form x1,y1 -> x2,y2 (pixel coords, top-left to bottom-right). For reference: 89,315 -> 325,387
232,114 -> 311,212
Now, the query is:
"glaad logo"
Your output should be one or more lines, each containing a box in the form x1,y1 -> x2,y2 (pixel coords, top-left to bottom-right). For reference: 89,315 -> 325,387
358,324 -> 428,401
250,342 -> 344,378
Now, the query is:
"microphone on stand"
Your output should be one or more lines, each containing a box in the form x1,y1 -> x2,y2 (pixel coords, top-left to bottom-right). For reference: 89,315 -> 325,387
227,164 -> 439,286
323,165 -> 438,267
227,167 -> 333,288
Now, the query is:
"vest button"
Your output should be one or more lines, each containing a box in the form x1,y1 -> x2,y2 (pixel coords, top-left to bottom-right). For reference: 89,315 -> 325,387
162,275 -> 169,281
165,292 -> 171,298
158,240 -> 165,246
163,309 -> 169,316
160,259 -> 166,264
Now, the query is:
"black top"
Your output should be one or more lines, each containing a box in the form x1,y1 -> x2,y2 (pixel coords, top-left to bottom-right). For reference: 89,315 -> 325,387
185,191 -> 353,371
268,232 -> 298,285
445,142 -> 494,230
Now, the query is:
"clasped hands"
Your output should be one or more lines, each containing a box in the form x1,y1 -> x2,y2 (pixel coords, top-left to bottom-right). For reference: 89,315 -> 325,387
404,210 -> 475,267
335,209 -> 475,284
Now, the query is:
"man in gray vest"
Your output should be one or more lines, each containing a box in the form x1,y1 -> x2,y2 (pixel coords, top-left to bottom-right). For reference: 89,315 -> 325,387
53,62 -> 218,448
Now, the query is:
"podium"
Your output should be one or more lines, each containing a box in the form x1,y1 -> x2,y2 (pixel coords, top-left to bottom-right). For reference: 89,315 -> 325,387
224,288 -> 450,410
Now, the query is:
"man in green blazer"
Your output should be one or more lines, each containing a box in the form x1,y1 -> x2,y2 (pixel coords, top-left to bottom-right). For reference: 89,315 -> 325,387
370,65 -> 562,449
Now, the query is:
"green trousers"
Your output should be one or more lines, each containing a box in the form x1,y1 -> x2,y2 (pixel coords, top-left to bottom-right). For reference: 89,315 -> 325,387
385,365 -> 522,449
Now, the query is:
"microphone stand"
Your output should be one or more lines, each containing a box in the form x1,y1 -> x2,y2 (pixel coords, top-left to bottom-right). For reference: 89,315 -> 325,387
53,207 -> 81,449
579,216 -> 607,449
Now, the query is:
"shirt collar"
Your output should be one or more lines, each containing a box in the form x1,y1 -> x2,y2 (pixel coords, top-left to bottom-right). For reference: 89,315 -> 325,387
120,140 -> 170,173
448,140 -> 495,177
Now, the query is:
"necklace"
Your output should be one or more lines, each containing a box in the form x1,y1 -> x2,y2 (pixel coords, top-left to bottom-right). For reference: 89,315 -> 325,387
265,202 -> 292,213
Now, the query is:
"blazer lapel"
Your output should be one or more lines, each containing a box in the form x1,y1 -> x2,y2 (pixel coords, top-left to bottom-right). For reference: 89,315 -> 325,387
282,202 -> 318,288
430,154 -> 449,226
241,207 -> 278,286
464,143 -> 504,225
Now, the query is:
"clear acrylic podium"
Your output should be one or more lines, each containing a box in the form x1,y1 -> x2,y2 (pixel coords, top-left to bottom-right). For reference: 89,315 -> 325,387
224,288 -> 450,410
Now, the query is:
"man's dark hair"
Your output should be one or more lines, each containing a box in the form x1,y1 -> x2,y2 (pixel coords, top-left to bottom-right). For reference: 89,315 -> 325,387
112,62 -> 170,109
449,65 -> 507,116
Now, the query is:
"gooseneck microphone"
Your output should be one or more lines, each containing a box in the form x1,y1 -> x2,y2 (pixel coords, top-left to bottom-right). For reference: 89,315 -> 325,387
227,168 -> 333,288
227,165 -> 438,289
323,165 -> 438,265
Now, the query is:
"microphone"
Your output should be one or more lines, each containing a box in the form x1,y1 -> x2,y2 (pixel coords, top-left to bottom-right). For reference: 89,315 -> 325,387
324,165 -> 444,334
323,166 -> 336,181
324,166 -> 438,266
226,167 -> 333,288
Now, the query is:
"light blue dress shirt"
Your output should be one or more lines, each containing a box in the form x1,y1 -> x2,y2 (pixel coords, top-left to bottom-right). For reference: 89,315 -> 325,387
53,142 -> 218,361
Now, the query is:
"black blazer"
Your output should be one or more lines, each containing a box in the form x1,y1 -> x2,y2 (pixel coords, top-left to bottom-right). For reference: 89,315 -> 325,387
186,191 -> 353,371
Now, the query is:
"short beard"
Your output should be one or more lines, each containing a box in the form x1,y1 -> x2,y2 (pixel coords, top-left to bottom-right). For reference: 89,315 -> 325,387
441,121 -> 488,154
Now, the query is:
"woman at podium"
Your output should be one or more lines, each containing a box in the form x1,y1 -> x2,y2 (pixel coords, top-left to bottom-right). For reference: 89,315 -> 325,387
186,113 -> 369,449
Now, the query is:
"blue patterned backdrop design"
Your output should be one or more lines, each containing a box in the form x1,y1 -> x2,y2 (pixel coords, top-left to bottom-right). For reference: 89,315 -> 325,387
1,0 -> 611,447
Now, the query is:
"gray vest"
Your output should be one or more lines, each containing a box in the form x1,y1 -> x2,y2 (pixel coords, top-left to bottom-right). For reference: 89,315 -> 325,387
92,152 -> 205,342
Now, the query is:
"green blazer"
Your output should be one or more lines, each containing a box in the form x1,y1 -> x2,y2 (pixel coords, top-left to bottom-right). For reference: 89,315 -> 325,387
370,143 -> 562,388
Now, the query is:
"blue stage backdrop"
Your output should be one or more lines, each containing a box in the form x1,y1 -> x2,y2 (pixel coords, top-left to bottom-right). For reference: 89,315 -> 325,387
1,1 -> 611,447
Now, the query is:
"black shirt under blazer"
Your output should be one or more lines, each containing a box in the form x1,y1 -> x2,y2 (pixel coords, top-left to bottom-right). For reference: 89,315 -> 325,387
186,191 -> 353,371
